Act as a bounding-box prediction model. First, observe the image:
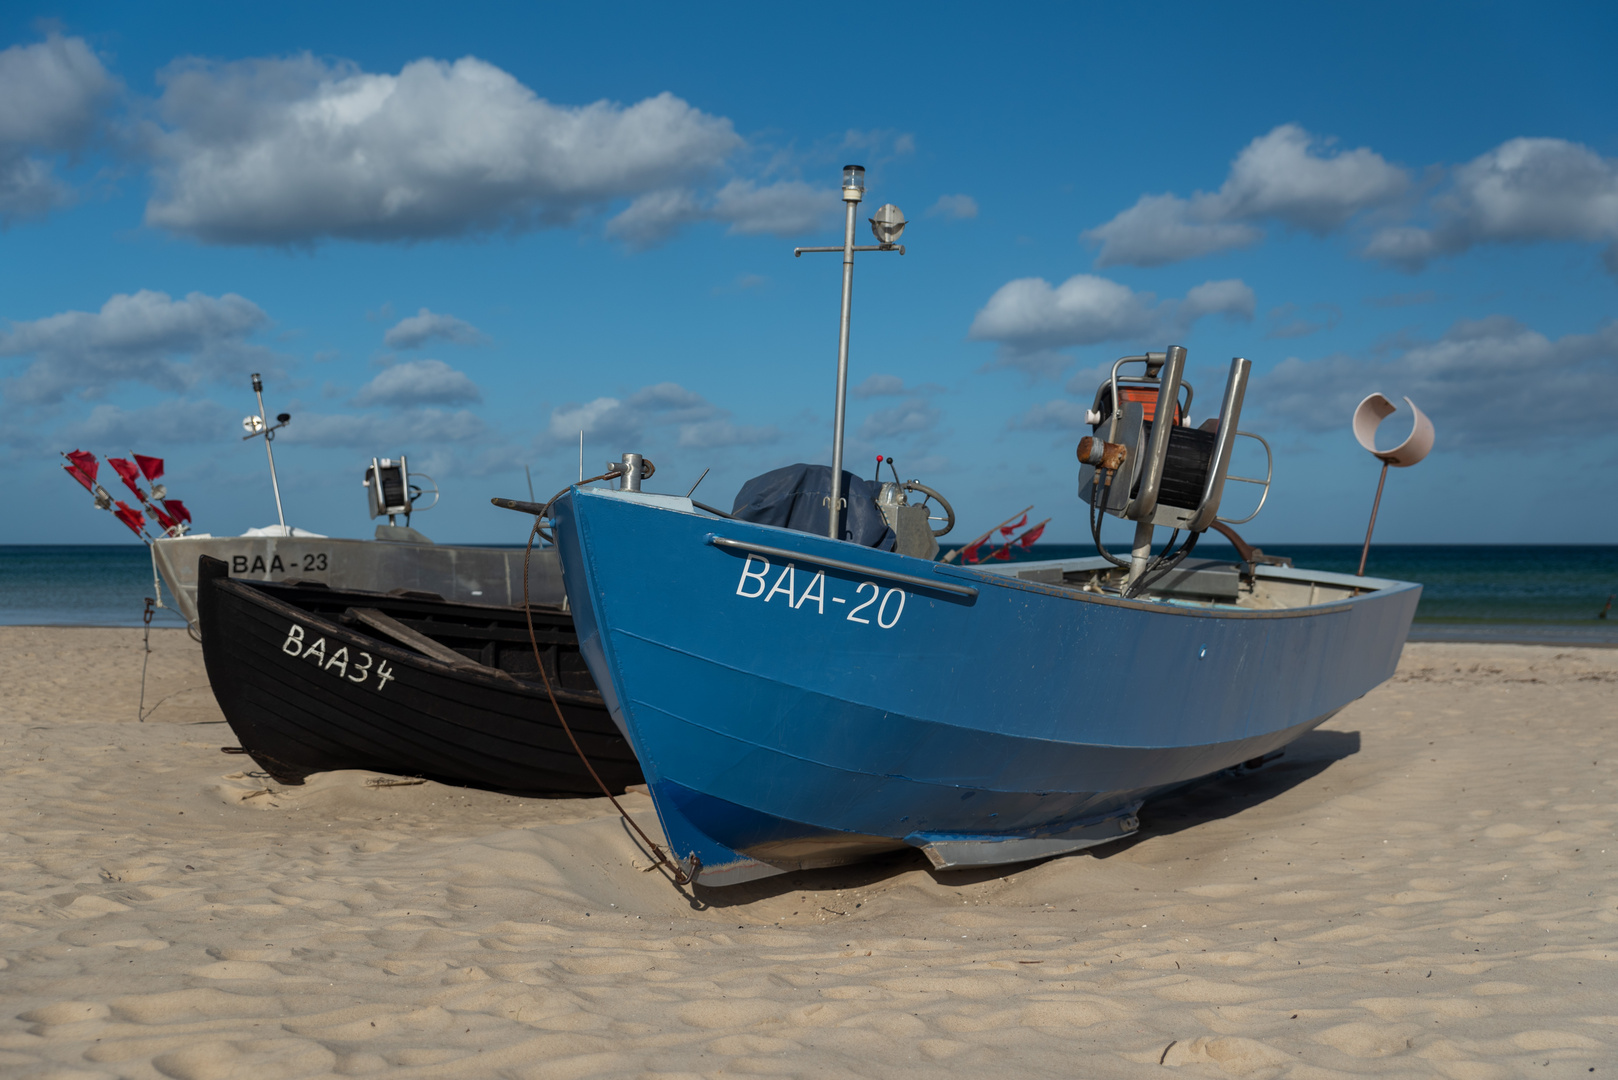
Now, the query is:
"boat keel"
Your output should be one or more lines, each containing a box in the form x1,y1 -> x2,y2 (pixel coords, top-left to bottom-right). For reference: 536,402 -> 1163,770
908,804 -> 1142,871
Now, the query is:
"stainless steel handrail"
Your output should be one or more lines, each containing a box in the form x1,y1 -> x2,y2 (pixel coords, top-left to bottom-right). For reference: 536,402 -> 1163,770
1129,344 -> 1187,522
1105,351 -> 1192,440
1187,356 -> 1251,532
1217,432 -> 1273,525
705,535 -> 979,598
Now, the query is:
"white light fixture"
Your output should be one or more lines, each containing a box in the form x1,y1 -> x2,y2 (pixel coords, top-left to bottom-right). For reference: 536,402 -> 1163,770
842,165 -> 866,202
869,203 -> 906,245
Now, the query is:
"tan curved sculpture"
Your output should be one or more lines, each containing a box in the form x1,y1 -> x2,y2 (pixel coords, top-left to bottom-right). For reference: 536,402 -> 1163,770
1352,393 -> 1434,468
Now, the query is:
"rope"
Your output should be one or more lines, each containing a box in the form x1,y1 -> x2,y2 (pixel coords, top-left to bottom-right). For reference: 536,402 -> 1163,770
521,471 -> 692,889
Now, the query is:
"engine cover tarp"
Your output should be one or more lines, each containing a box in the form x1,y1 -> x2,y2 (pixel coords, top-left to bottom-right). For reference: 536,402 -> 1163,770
730,464 -> 896,550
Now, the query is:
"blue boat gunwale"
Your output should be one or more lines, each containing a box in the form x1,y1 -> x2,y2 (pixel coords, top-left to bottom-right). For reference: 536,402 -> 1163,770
602,484 -> 1418,622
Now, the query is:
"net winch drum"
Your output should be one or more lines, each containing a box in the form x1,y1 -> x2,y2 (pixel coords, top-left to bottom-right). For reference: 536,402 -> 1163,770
363,456 -> 438,526
1077,346 -> 1272,533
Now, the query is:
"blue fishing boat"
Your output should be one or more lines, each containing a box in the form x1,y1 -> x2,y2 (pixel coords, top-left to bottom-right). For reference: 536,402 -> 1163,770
519,167 -> 1424,886
549,480 -> 1418,886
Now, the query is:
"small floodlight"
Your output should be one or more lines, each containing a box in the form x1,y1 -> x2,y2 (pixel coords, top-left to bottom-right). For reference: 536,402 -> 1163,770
276,413 -> 291,424
869,203 -> 906,245
242,414 -> 266,434
842,165 -> 866,202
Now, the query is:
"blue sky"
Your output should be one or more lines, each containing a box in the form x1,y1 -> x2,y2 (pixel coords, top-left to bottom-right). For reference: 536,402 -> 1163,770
3,2 -> 1615,547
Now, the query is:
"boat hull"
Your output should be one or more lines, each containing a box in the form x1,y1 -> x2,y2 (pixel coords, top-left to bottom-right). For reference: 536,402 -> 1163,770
154,534 -> 565,630
196,557 -> 640,794
554,487 -> 1421,885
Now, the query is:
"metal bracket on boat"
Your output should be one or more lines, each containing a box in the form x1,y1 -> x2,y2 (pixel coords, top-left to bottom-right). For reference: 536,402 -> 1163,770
705,535 -> 979,598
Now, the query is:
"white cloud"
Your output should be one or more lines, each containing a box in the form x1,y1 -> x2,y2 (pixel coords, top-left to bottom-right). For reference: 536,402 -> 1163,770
968,274 -> 1255,375
927,194 -> 978,220
56,399 -> 237,446
1256,315 -> 1618,445
1217,125 -> 1408,230
857,397 -> 941,441
1084,125 -> 1408,267
713,178 -> 834,236
853,374 -> 906,398
1007,399 -> 1093,432
606,178 -> 836,249
0,155 -> 64,222
838,128 -> 917,160
1365,137 -> 1618,273
971,275 -> 1156,352
1265,301 -> 1341,340
282,407 -> 488,447
604,188 -> 705,248
382,308 -> 487,349
677,419 -> 779,449
543,381 -> 776,452
0,32 -> 118,224
1083,194 -> 1262,267
1182,279 -> 1257,323
143,53 -> 742,245
0,32 -> 116,148
353,359 -> 481,407
0,290 -> 274,404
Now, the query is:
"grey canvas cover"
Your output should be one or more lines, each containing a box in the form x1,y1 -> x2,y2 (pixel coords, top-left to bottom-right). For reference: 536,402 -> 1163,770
730,464 -> 896,550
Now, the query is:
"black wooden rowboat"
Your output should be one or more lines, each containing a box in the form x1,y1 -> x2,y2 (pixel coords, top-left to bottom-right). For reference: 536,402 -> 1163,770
196,555 -> 642,793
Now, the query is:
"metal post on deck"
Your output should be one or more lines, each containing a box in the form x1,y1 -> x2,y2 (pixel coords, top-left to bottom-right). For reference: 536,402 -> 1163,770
794,165 -> 908,541
1356,461 -> 1390,577
828,187 -> 859,539
242,373 -> 292,534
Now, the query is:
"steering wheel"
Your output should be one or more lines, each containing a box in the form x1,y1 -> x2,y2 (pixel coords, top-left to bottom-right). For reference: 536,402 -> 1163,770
901,481 -> 955,537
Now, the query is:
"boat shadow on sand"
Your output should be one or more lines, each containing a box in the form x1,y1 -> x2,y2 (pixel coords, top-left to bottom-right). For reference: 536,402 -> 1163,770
680,728 -> 1361,908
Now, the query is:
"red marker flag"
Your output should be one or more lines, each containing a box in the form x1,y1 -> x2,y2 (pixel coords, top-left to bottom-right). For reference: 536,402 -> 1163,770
999,512 -> 1027,537
1018,519 -> 1049,548
147,504 -> 178,531
65,449 -> 99,483
133,454 -> 164,482
108,457 -> 145,497
64,464 -> 94,491
961,537 -> 986,564
991,544 -> 1012,560
112,501 -> 146,536
162,499 -> 192,524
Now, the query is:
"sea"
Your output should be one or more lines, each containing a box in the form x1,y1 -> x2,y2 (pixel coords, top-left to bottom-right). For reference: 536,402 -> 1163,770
1,543 -> 1615,646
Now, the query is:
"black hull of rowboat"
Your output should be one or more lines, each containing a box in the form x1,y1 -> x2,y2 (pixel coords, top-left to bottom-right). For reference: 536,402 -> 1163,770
196,555 -> 642,794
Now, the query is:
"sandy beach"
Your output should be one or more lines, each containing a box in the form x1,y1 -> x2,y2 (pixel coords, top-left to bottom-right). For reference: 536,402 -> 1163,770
1,626 -> 1614,1078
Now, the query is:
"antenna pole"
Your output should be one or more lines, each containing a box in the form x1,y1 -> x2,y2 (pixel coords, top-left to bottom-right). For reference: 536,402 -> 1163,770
578,430 -> 584,483
252,374 -> 287,533
1356,460 -> 1390,576
827,196 -> 859,540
